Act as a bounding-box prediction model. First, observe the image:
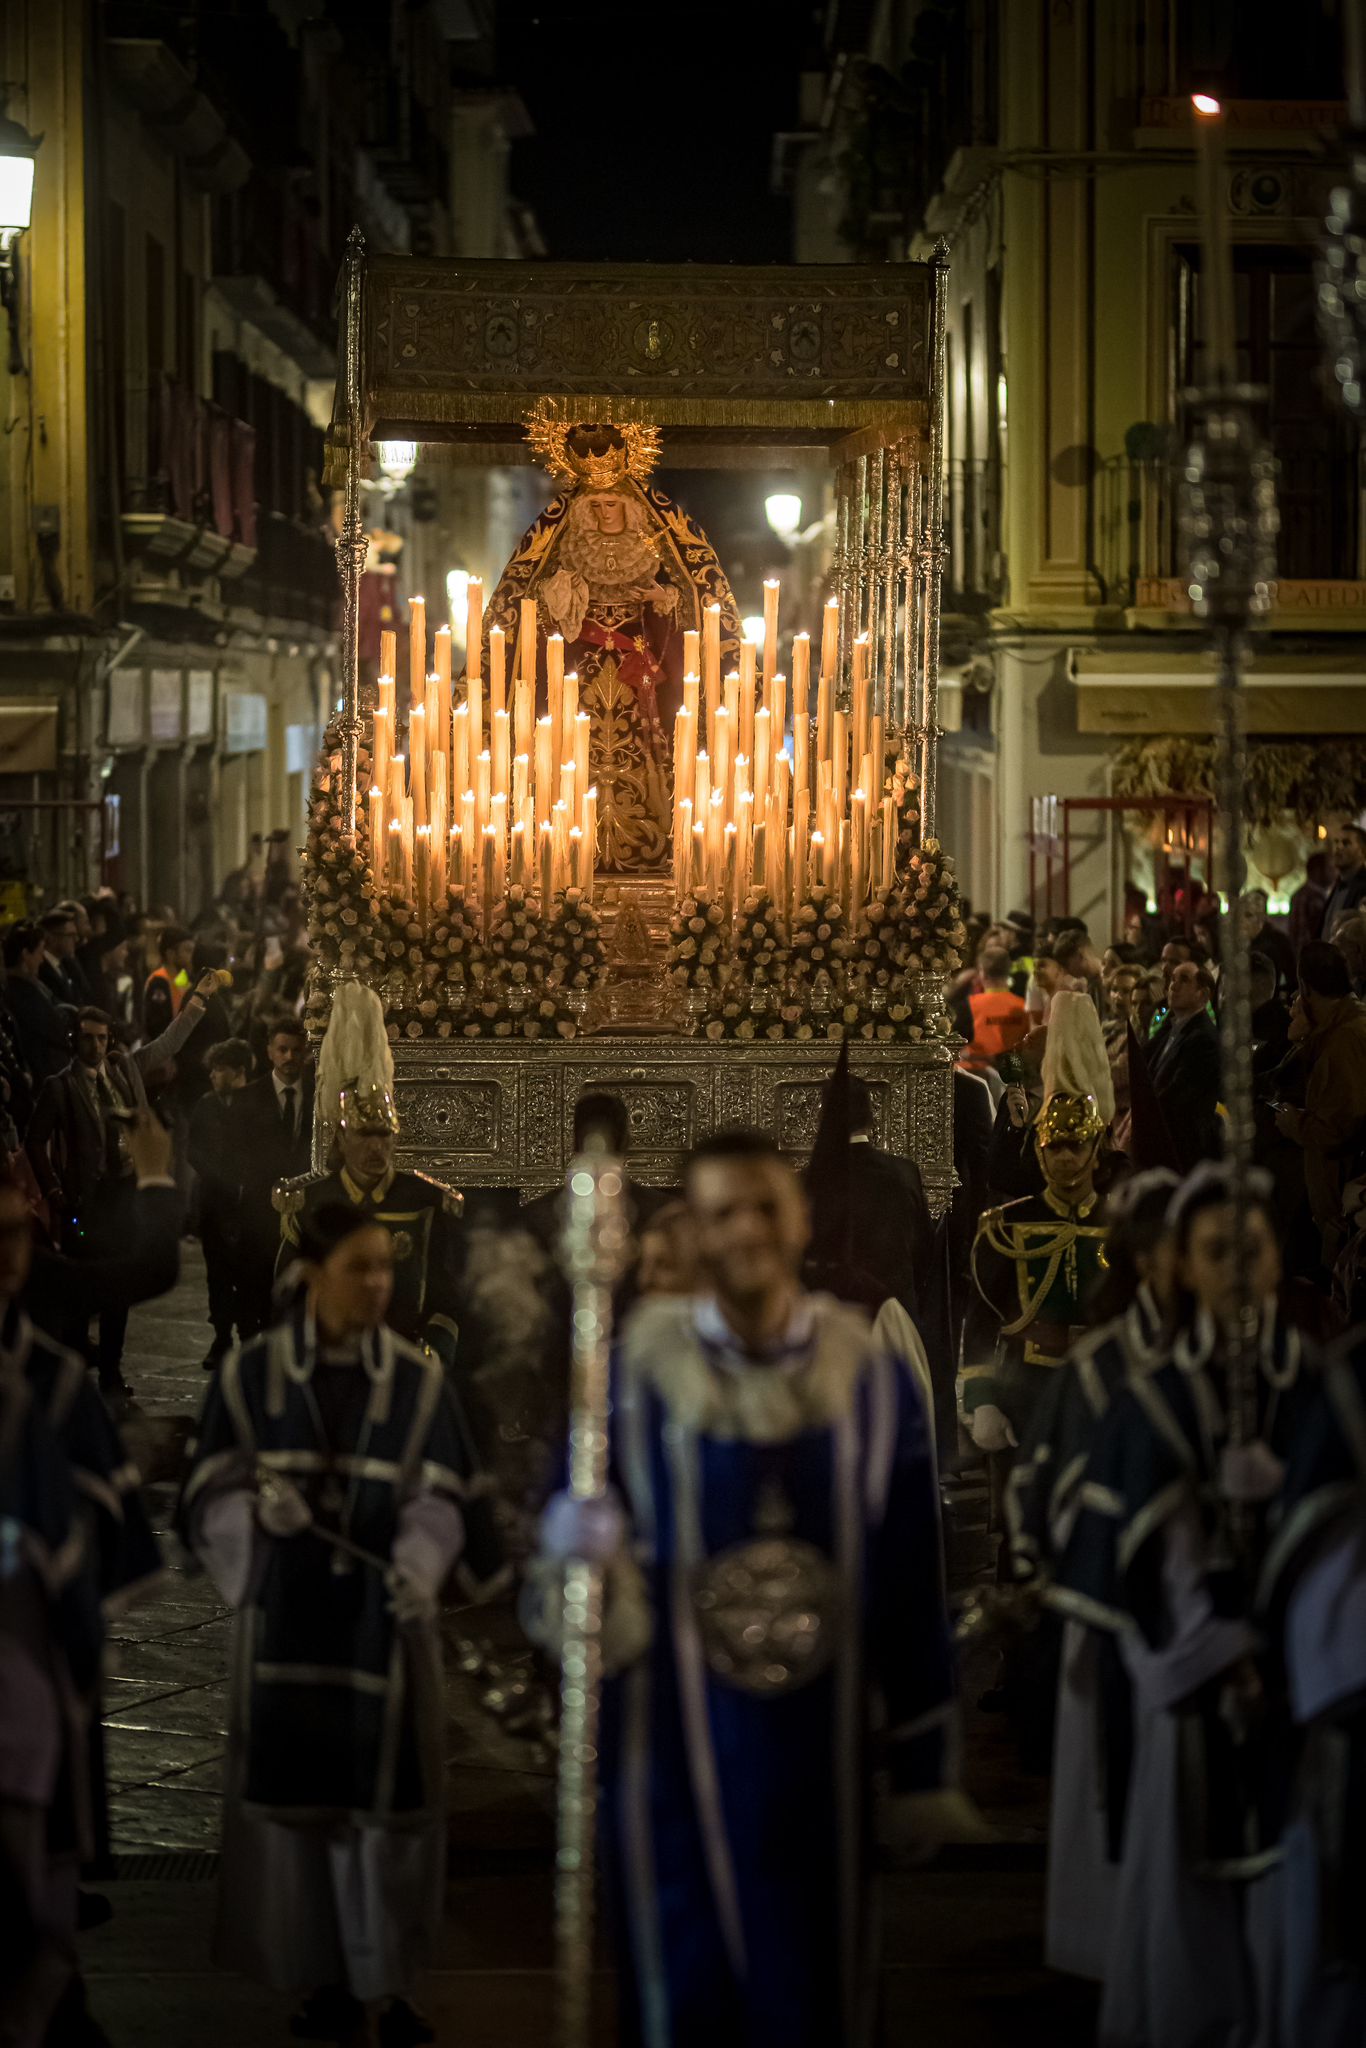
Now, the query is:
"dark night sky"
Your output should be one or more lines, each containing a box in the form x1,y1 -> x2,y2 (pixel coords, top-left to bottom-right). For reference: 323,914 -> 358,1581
497,0 -> 818,264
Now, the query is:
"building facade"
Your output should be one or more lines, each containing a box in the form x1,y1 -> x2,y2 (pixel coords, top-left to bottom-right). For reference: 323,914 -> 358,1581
0,0 -> 535,917
781,0 -> 1364,933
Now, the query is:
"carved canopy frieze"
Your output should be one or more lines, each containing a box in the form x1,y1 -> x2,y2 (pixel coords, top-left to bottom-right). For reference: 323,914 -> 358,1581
360,257 -> 935,449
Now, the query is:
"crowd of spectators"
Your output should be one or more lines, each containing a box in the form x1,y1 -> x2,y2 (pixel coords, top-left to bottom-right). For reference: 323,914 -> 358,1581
0,832 -> 314,1390
948,820 -> 1366,1322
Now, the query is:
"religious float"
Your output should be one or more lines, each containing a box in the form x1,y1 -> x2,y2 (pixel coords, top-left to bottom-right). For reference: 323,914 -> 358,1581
311,236 -> 959,1210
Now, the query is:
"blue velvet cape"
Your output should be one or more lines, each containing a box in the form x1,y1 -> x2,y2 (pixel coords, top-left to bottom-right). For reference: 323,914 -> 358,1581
594,1295 -> 953,2048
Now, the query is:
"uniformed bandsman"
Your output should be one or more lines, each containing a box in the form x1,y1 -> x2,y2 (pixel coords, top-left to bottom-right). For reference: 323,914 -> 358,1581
276,1088 -> 464,1372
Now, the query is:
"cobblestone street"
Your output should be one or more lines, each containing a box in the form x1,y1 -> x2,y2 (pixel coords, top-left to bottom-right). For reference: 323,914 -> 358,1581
81,1251 -> 1094,2048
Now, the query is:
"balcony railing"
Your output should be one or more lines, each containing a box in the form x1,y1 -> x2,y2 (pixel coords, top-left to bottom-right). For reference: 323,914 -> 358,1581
123,375 -> 257,549
235,514 -> 339,635
944,456 -> 1006,608
1096,445 -> 1364,603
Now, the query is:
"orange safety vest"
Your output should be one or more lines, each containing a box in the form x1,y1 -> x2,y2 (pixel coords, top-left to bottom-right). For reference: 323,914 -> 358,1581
966,987 -> 1028,1066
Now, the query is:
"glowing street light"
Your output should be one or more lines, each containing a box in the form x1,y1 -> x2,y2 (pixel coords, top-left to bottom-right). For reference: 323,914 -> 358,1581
0,110 -> 41,378
1191,93 -> 1221,116
376,439 -> 419,486
0,111 -> 39,253
446,568 -> 471,636
764,492 -> 803,541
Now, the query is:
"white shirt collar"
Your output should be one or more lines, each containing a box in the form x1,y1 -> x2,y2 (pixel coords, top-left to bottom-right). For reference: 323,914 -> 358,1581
693,1292 -> 817,1369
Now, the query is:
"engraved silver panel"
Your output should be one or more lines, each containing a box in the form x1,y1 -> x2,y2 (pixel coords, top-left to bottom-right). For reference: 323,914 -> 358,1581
392,1038 -> 955,1217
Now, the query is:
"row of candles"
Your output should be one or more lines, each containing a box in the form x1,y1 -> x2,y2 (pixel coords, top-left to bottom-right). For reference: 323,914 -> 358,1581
670,581 -> 898,922
366,573 -> 900,936
368,584 -> 596,932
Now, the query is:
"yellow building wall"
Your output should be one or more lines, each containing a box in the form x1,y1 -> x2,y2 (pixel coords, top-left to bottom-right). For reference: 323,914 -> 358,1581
0,0 -> 91,616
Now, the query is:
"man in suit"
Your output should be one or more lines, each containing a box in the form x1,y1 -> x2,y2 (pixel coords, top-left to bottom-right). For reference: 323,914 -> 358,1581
231,1015 -> 314,1336
39,907 -> 91,1009
2,922 -> 73,1089
806,1073 -> 935,1325
1322,821 -> 1366,939
187,1036 -> 252,1370
1146,958 -> 1223,1171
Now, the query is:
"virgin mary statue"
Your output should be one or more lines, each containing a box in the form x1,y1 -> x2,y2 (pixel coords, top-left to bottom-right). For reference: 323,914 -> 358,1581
483,406 -> 742,873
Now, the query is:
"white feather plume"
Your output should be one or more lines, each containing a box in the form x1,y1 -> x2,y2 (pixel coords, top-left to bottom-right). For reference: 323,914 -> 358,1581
316,981 -> 394,1133
1042,988 -> 1115,1126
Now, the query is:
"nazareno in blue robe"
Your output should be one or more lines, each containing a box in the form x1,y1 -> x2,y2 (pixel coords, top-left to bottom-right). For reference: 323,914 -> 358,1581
582,1293 -> 953,2048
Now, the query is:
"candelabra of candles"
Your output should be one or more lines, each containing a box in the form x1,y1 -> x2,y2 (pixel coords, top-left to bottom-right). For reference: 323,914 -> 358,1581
366,585 -> 597,938
670,580 -> 903,930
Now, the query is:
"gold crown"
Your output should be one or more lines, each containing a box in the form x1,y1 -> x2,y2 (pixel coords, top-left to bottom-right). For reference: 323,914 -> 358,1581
1035,1092 -> 1106,1146
338,1080 -> 400,1135
524,400 -> 662,488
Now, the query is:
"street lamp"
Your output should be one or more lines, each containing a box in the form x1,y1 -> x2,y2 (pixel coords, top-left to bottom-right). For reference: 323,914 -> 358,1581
375,438 -> 419,489
764,492 -> 803,541
0,109 -> 41,377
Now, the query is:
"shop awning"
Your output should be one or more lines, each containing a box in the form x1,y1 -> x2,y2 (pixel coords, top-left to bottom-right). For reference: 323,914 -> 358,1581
0,700 -> 60,772
1070,650 -> 1366,735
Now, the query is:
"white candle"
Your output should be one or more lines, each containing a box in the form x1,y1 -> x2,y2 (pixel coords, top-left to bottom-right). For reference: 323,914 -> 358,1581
408,594 -> 426,710
762,577 -> 780,684
489,623 -> 506,725
409,702 -> 427,830
492,708 -> 511,798
582,786 -> 597,903
574,711 -> 590,801
466,577 -> 483,678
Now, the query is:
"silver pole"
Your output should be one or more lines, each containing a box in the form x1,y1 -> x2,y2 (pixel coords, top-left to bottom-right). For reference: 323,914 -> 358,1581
917,242 -> 950,839
554,1138 -> 630,2048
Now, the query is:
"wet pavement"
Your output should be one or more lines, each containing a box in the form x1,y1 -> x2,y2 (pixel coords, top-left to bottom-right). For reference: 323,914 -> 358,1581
82,1249 -> 1093,2047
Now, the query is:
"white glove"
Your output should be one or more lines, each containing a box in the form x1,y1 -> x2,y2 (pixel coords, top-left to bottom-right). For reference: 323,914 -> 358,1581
256,1472 -> 312,1538
970,1404 -> 1018,1454
540,1489 -> 627,1565
1219,1440 -> 1285,1505
386,1564 -> 437,1625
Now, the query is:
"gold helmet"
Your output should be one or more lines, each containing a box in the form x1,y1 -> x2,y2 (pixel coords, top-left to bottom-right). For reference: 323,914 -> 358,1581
1035,1091 -> 1107,1147
337,1080 -> 399,1136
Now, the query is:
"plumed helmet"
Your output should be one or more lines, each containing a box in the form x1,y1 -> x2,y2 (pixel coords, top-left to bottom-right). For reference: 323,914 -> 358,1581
1041,989 -> 1115,1127
337,1080 -> 400,1136
1035,1091 -> 1108,1146
316,982 -> 397,1140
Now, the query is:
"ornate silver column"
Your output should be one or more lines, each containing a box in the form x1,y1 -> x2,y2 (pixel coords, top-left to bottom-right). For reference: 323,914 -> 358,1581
334,226 -> 369,848
1180,104 -> 1279,1485
915,241 -> 950,839
554,1139 -> 630,2048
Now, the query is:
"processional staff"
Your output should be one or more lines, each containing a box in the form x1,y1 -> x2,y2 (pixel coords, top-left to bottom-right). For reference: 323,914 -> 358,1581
1180,96 -> 1278,1532
555,1131 -> 630,2048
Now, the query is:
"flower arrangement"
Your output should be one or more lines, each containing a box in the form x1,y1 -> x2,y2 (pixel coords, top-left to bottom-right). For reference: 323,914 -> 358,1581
896,838 -> 965,977
667,887 -> 727,992
784,887 -> 850,1040
301,722 -> 384,1037
838,885 -> 914,1042
708,890 -> 790,1041
430,887 -> 486,1001
733,890 -> 789,983
455,884 -> 544,1039
890,750 -> 922,878
546,887 -> 606,999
